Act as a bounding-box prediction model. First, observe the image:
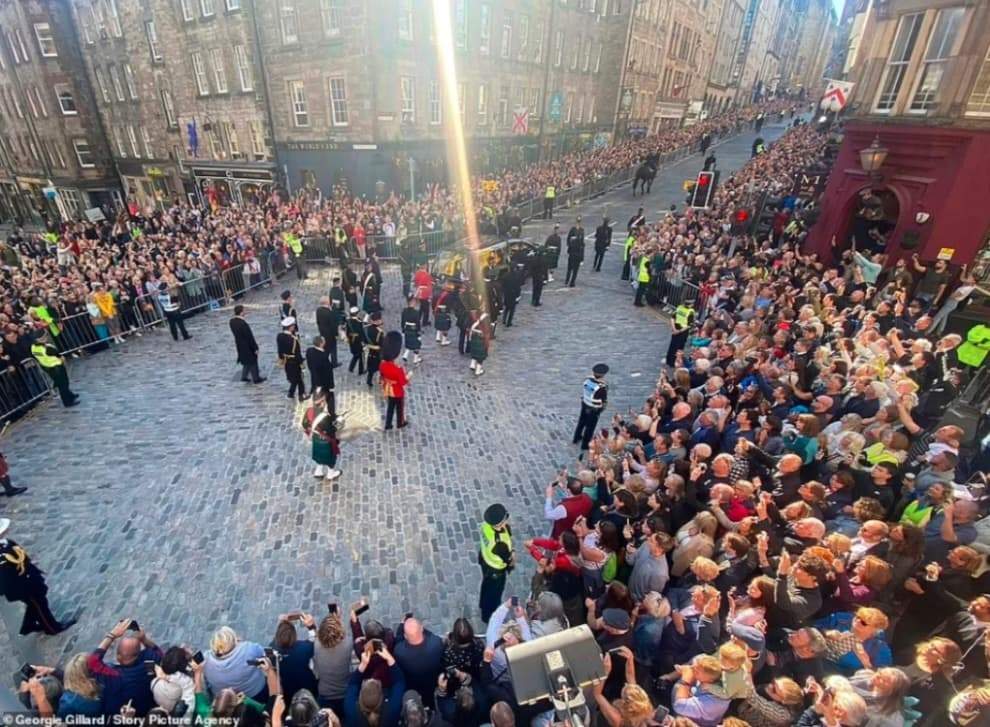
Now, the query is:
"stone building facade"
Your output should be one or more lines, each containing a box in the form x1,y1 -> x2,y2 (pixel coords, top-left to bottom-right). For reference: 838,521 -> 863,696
68,0 -> 276,209
0,0 -> 117,226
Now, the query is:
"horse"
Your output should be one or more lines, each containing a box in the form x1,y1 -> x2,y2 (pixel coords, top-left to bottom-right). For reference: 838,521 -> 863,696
632,161 -> 657,197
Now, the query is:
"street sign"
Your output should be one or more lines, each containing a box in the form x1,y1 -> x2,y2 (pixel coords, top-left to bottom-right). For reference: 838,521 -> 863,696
820,79 -> 854,112
549,92 -> 563,122
512,107 -> 529,135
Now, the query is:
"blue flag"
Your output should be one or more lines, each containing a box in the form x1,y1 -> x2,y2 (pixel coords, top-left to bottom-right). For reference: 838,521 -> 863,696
187,120 -> 199,157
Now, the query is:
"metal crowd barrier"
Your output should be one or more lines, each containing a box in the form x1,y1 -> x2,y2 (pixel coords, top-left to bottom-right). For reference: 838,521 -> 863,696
0,360 -> 53,421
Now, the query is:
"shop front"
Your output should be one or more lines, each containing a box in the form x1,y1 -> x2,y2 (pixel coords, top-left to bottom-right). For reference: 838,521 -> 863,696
805,122 -> 990,266
191,165 -> 276,208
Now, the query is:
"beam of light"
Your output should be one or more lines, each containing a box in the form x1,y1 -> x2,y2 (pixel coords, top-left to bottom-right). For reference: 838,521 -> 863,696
432,0 -> 487,306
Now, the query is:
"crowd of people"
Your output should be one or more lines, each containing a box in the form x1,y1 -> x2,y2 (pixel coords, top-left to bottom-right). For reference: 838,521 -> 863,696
9,114 -> 990,727
0,100 -> 794,410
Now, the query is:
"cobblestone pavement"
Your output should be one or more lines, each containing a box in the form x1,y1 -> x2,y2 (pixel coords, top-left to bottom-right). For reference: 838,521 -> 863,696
0,116 -> 797,671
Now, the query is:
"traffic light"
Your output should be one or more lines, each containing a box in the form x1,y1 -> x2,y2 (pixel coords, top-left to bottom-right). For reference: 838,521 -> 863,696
689,170 -> 718,208
730,208 -> 752,235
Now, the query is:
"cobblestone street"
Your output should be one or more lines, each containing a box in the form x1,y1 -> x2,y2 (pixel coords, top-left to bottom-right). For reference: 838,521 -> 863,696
0,117 -> 795,669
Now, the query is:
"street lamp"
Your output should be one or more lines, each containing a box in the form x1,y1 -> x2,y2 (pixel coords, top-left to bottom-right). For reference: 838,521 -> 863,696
859,136 -> 889,173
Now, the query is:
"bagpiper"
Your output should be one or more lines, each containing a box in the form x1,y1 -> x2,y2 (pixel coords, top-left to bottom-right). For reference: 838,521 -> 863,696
301,389 -> 341,481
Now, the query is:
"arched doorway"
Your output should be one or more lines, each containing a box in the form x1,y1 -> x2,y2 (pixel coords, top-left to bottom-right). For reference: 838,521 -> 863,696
847,187 -> 900,255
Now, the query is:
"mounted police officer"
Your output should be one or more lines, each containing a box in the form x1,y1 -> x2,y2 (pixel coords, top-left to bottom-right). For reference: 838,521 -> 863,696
478,504 -> 513,622
573,363 -> 609,453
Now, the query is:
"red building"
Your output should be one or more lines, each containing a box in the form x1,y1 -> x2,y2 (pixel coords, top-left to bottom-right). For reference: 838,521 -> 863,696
806,0 -> 990,268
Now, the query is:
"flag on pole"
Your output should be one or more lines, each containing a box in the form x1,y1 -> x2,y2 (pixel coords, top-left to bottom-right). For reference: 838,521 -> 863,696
512,107 -> 529,135
820,80 -> 854,112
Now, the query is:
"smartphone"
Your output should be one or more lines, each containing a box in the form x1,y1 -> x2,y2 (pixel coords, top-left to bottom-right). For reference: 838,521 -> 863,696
129,620 -> 140,631
371,639 -> 383,653
246,658 -> 265,667
354,601 -> 370,616
510,596 -> 519,608
192,651 -> 204,665
19,664 -> 35,680
327,602 -> 339,615
143,660 -> 157,677
264,647 -> 277,663
653,705 -> 670,721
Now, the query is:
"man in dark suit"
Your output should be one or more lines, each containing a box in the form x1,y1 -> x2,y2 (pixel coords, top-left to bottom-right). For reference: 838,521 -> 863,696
229,305 -> 265,384
306,335 -> 335,414
565,216 -> 585,288
592,217 -> 612,272
315,296 -> 342,367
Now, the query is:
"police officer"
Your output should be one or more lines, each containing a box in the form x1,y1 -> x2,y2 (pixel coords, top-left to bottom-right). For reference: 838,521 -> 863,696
543,184 -> 556,219
277,317 -> 307,401
593,217 -> 612,272
284,225 -> 307,280
621,232 -> 636,281
158,282 -> 191,341
0,518 -> 76,635
634,251 -> 651,307
565,216 -> 585,288
666,302 -> 696,367
573,363 -> 608,452
478,504 -> 513,623
364,310 -> 384,387
543,224 -> 562,282
31,333 -> 78,407
346,306 -> 366,374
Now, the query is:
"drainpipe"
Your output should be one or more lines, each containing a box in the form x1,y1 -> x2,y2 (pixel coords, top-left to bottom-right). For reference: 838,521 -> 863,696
247,0 -> 282,186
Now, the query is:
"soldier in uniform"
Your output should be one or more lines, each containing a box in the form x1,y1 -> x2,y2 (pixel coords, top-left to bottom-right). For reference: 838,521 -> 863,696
342,266 -> 360,310
573,363 -> 609,453
329,277 -> 347,315
277,317 -> 307,401
469,310 -> 491,377
280,290 -> 298,328
543,224 -> 562,283
0,518 -> 76,635
565,216 -> 585,288
485,273 -> 503,340
478,504 -> 513,623
433,282 -> 454,346
455,284 -> 474,356
401,297 -> 423,364
593,217 -> 612,272
301,389 -> 341,481
364,310 -> 384,388
346,307 -> 366,374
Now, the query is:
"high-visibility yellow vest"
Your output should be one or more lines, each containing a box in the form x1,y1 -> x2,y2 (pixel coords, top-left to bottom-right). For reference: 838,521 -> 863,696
624,236 -> 635,261
959,324 -> 990,367
41,232 -> 58,246
31,343 -> 61,368
28,305 -> 60,336
479,522 -> 511,570
638,256 -> 651,283
545,186 -> 556,199
675,304 -> 694,329
284,232 -> 303,255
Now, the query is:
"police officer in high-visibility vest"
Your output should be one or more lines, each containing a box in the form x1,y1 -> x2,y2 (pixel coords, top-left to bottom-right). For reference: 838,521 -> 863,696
31,333 -> 78,407
478,503 -> 513,622
573,363 -> 609,453
284,227 -> 307,280
543,184 -> 556,220
158,282 -> 191,341
28,298 -> 62,350
634,254 -> 651,307
621,234 -> 636,281
666,303 -> 696,368
958,323 -> 990,369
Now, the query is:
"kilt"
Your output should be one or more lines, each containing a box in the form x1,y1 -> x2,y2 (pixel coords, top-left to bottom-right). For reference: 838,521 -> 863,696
404,330 -> 421,351
312,437 -> 337,467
